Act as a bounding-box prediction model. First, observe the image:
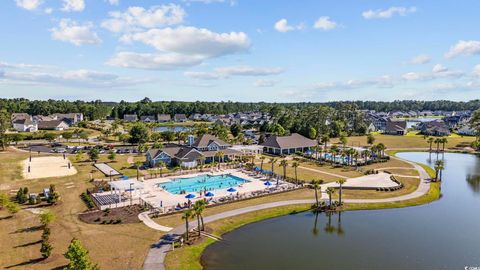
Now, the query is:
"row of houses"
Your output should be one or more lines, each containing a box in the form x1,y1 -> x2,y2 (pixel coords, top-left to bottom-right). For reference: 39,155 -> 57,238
123,111 -> 271,127
363,110 -> 472,118
11,113 -> 83,132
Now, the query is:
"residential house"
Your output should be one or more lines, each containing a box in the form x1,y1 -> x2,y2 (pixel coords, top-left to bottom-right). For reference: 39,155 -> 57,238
457,125 -> 477,136
140,115 -> 156,123
174,114 -> 187,122
11,113 -> 31,122
37,120 -> 70,131
157,114 -> 171,122
146,134 -> 242,168
418,120 -> 451,136
261,133 -> 317,155
384,120 -> 407,135
123,114 -> 138,122
51,113 -> 83,125
12,118 -> 38,132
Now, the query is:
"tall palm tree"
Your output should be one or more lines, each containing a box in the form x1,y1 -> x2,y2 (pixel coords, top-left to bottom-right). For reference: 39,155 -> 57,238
181,209 -> 193,241
321,134 -> 330,152
336,179 -> 346,205
441,137 -> 448,152
193,200 -> 206,235
330,145 -> 339,164
280,160 -> 288,184
270,158 -> 277,176
326,187 -> 335,208
370,145 -> 378,161
158,161 -> 166,177
310,180 -> 322,207
377,143 -> 386,158
362,149 -> 370,165
259,156 -> 266,170
292,161 -> 299,185
434,138 -> 441,152
434,159 -> 445,181
427,137 -> 434,152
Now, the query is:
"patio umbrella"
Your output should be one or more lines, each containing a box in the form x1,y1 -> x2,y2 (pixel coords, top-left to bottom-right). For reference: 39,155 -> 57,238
227,187 -> 237,192
205,192 -> 214,197
264,181 -> 272,186
185,193 -> 195,199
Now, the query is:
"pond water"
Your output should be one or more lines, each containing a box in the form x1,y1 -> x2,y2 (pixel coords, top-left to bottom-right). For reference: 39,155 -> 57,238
202,152 -> 480,270
152,126 -> 192,133
406,117 -> 438,129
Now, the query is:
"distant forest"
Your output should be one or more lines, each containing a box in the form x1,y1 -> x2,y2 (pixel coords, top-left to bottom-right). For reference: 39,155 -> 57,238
1,98 -> 479,120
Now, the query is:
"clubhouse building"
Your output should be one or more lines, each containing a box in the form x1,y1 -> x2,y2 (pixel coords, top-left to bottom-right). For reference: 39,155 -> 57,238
261,133 -> 316,155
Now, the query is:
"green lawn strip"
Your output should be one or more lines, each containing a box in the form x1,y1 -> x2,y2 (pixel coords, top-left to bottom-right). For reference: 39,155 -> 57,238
164,204 -> 311,270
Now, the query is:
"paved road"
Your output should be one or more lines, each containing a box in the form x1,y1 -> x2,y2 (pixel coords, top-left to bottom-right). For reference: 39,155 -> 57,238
142,154 -> 432,270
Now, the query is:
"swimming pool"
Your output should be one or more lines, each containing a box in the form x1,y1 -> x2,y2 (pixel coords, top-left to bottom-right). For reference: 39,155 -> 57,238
160,174 -> 249,194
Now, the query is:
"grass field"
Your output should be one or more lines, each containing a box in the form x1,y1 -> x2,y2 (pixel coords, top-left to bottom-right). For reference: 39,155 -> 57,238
0,151 -> 164,270
332,134 -> 475,149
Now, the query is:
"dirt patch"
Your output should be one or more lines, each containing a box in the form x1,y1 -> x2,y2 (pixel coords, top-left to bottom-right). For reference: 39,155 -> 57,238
79,205 -> 146,225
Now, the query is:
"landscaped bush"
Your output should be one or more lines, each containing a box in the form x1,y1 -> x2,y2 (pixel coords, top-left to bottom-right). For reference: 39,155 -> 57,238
80,192 -> 95,209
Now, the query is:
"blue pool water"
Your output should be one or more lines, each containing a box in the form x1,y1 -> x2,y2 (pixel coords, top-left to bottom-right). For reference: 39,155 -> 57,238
160,174 -> 249,194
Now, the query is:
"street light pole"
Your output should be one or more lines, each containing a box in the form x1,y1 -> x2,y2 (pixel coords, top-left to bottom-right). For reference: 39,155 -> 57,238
130,183 -> 133,206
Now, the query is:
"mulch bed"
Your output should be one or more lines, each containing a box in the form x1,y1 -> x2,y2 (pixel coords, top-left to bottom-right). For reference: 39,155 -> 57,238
78,204 -> 146,225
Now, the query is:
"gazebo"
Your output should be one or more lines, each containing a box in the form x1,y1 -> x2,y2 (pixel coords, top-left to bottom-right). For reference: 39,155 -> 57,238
109,179 -> 145,204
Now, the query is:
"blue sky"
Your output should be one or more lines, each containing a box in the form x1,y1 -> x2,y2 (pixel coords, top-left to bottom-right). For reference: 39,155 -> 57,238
0,0 -> 479,102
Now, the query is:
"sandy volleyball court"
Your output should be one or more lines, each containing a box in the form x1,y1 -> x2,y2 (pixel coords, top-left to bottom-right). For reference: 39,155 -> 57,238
22,156 -> 77,179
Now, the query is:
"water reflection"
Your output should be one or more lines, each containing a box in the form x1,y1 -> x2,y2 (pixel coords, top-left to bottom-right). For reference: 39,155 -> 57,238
317,212 -> 345,236
466,174 -> 480,193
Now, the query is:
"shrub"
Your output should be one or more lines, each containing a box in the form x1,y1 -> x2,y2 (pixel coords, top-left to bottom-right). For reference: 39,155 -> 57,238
80,192 -> 95,209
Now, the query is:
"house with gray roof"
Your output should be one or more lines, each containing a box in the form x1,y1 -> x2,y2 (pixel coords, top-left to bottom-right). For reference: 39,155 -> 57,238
37,120 -> 69,131
384,120 -> 407,135
123,114 -> 138,122
157,114 -> 171,122
174,114 -> 187,122
261,133 -> 316,155
12,118 -> 38,132
140,115 -> 156,123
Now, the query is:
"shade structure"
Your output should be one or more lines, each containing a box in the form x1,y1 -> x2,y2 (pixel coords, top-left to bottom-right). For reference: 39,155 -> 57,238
227,187 -> 237,192
264,181 -> 272,186
185,193 -> 195,199
205,192 -> 214,197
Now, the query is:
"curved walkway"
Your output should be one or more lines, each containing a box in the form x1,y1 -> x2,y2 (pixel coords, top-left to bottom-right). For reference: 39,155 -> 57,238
139,211 -> 173,232
143,155 -> 432,270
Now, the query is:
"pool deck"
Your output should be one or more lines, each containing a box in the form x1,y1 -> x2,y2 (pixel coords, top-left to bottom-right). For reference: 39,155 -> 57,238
140,169 -> 273,209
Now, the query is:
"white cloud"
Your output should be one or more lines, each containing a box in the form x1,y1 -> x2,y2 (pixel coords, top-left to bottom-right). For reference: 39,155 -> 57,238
121,26 -> 250,58
105,0 -> 119,5
362,6 -> 416,19
101,5 -> 186,33
473,65 -> 480,77
432,64 -> 448,73
313,16 -> 337,30
274,19 -> 304,33
184,66 -> 284,79
410,54 -> 430,64
445,40 -> 480,58
50,19 -> 101,46
61,0 -> 85,12
184,71 -> 224,80
107,52 -> 205,70
44,7 -> 53,14
402,72 -> 425,81
183,0 -> 235,5
216,66 -> 284,76
15,0 -> 43,10
0,61 -> 146,88
254,79 -> 277,87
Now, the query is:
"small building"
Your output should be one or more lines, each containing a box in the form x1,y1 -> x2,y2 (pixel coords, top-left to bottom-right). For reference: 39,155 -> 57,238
37,120 -> 70,131
12,118 -> 38,132
11,113 -> 31,122
123,114 -> 138,122
261,133 -> 316,155
457,125 -> 476,136
419,120 -> 451,136
157,114 -> 171,122
174,114 -> 187,122
140,115 -> 156,123
51,113 -> 83,125
384,120 -> 407,135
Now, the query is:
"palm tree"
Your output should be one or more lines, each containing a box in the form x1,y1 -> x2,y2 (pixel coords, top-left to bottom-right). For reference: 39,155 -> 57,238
336,179 -> 346,205
326,187 -> 335,208
310,180 -> 322,207
370,145 -> 378,161
434,159 -> 445,181
259,156 -> 266,170
135,161 -> 143,180
377,143 -> 386,158
362,149 -> 369,165
441,137 -> 448,152
181,209 -> 193,241
270,158 -> 277,176
280,159 -> 288,184
427,137 -> 434,152
158,161 -> 166,177
321,134 -> 330,151
330,145 -> 339,164
434,138 -> 441,152
193,200 -> 206,235
292,161 -> 299,185
339,132 -> 347,149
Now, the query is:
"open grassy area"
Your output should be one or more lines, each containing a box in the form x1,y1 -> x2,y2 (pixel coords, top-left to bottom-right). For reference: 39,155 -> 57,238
0,151 -> 164,270
333,134 -> 475,150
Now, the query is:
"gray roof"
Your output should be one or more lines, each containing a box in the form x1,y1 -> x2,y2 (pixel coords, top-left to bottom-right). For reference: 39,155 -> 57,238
37,120 -> 68,129
157,114 -> 171,121
386,120 -> 407,131
261,133 -> 316,149
192,134 -> 230,148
